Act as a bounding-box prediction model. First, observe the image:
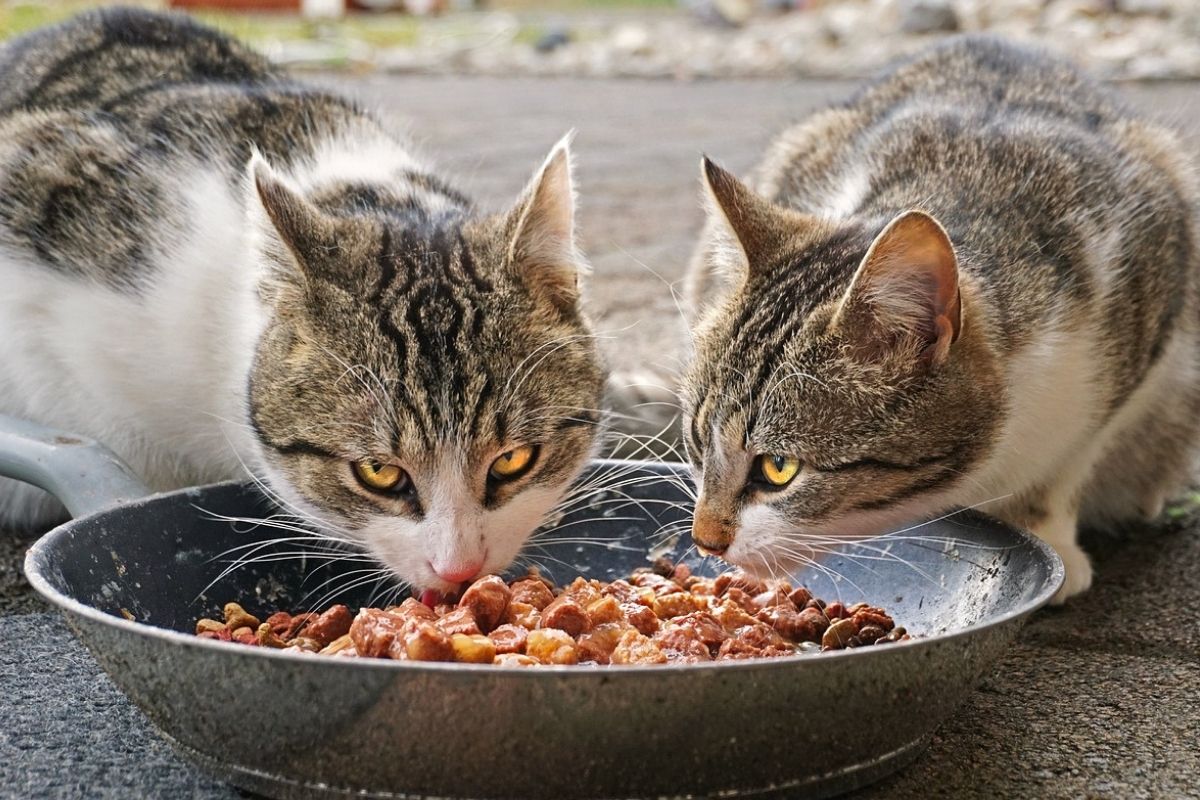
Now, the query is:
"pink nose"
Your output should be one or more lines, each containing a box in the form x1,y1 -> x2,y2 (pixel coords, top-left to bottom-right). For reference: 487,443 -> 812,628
432,561 -> 484,584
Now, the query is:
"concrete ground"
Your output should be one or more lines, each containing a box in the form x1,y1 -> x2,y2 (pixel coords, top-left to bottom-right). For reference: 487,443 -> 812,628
2,76 -> 1199,799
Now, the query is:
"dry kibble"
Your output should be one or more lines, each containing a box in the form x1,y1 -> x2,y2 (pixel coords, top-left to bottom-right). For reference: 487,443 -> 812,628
822,618 -> 859,650
320,633 -> 356,656
201,559 -> 907,664
256,623 -> 288,649
222,603 -> 259,632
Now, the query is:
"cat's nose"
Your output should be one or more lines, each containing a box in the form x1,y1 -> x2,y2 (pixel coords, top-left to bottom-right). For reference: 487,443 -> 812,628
692,509 -> 733,556
432,561 -> 484,584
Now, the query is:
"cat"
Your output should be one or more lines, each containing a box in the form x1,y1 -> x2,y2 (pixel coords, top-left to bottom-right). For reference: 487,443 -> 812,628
679,36 -> 1199,603
0,8 -> 607,594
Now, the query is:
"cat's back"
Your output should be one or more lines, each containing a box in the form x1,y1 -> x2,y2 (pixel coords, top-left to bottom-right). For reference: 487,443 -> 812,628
0,8 -> 383,288
0,6 -> 274,115
758,37 -> 1197,334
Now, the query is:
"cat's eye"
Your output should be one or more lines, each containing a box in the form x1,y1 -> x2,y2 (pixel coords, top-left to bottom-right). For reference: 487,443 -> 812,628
489,445 -> 538,481
353,459 -> 409,494
756,454 -> 801,487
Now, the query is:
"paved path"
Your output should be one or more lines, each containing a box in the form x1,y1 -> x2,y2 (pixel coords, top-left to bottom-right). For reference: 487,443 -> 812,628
3,75 -> 1199,799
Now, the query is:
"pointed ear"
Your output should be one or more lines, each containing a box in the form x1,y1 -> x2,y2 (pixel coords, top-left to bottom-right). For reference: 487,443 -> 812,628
701,156 -> 820,280
836,210 -> 962,366
247,153 -> 336,278
506,135 -> 582,311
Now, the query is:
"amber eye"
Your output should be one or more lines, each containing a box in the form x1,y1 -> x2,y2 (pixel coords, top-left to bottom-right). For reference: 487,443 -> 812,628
757,454 -> 801,487
353,459 -> 409,494
489,445 -> 538,481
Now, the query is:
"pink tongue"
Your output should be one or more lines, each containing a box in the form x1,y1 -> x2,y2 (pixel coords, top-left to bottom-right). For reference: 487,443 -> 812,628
419,589 -> 443,609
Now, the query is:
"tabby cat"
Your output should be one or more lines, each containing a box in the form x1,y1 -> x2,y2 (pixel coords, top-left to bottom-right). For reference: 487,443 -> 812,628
0,9 -> 605,593
681,37 -> 1199,602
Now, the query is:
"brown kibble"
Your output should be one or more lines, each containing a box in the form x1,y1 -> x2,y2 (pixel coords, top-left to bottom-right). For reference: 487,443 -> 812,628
390,598 -> 437,624
264,612 -> 292,638
320,633 -> 356,655
585,595 -> 623,626
651,591 -> 703,619
712,599 -> 757,631
458,575 -> 512,633
400,622 -> 455,662
787,586 -> 813,608
852,607 -> 895,632
724,587 -> 758,614
824,602 -> 847,620
305,605 -> 353,647
672,611 -> 728,649
282,612 -> 316,640
436,606 -> 482,637
349,608 -> 409,658
857,624 -> 886,644
822,617 -> 859,650
601,579 -> 643,605
576,623 -> 628,664
540,595 -> 590,637
653,626 -> 711,662
562,577 -> 604,607
751,588 -> 795,611
256,622 -> 288,648
610,629 -> 668,665
286,636 -> 322,653
488,624 -> 529,655
195,618 -> 227,636
509,578 -> 555,610
621,602 -> 660,636
201,568 -> 906,665
503,601 -> 541,630
223,603 -> 260,632
526,628 -> 580,665
451,633 -> 497,664
232,628 -> 258,646
757,606 -> 820,643
494,653 -> 539,667
713,570 -> 769,598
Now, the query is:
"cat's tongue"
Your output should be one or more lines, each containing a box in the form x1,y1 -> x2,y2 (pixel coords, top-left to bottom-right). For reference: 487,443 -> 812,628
419,589 -> 444,609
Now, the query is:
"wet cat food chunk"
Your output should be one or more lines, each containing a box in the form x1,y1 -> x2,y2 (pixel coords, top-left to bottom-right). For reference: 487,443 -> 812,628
200,559 -> 909,664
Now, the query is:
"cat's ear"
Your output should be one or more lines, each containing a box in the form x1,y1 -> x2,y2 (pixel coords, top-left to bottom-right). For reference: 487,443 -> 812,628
505,134 -> 583,311
701,157 -> 816,281
836,210 -> 962,366
247,152 -> 336,281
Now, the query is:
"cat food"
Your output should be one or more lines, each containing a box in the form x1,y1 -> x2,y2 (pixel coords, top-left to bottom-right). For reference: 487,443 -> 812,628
194,559 -> 909,665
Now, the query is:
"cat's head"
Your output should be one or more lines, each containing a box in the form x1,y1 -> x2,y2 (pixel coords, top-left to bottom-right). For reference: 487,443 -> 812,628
243,139 -> 605,593
680,159 -> 1003,576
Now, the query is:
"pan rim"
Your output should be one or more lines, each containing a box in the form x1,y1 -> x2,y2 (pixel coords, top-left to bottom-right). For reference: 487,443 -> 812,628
24,465 -> 1065,677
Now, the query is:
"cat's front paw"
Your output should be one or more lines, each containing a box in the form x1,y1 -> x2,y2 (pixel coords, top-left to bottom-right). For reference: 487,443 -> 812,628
1050,541 -> 1093,605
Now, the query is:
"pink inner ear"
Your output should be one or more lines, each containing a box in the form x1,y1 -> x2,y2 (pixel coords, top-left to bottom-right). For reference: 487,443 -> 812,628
852,211 -> 961,361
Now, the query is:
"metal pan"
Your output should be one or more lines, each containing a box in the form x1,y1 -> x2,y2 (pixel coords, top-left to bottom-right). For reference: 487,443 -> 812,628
7,413 -> 1062,799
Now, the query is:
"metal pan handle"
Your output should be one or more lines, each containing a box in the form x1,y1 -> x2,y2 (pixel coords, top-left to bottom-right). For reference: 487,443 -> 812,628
0,414 -> 151,519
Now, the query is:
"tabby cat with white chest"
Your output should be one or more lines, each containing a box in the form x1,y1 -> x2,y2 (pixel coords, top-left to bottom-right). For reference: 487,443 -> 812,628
0,9 -> 605,593
681,38 -> 1199,602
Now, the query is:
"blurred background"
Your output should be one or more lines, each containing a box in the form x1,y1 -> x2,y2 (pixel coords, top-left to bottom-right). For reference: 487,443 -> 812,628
0,0 -> 1196,80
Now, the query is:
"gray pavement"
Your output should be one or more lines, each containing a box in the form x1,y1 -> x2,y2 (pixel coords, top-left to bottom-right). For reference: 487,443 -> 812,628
3,75 -> 1199,799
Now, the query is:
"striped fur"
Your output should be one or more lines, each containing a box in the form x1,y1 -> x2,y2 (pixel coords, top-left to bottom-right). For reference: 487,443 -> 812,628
681,37 -> 1200,602
0,9 -> 605,593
